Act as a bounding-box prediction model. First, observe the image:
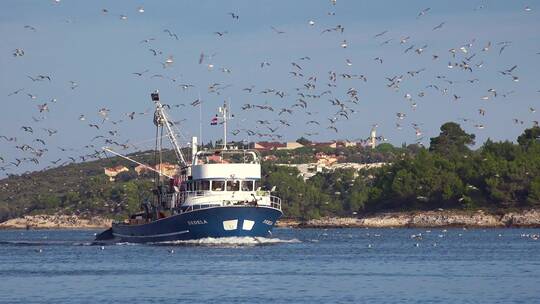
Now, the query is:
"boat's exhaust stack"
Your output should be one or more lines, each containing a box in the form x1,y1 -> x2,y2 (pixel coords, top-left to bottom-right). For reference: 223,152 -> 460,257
191,136 -> 198,161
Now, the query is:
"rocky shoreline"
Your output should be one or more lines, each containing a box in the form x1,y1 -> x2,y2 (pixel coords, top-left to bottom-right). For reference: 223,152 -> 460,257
276,209 -> 540,228
1,209 -> 539,230
0,214 -> 111,230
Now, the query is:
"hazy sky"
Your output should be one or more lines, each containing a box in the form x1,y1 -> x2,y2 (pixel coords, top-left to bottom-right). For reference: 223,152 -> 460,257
1,0 -> 539,176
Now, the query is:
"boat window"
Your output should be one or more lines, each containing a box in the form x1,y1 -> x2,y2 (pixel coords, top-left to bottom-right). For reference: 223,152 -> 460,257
194,150 -> 260,164
187,182 -> 193,191
227,180 -> 240,191
211,180 -> 225,191
241,180 -> 254,191
255,180 -> 261,191
200,180 -> 210,191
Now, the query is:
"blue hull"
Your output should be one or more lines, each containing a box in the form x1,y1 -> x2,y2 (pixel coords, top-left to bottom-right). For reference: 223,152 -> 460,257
96,206 -> 282,243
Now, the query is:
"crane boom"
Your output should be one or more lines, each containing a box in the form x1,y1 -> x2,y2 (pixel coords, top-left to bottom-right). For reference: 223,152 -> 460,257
151,91 -> 188,167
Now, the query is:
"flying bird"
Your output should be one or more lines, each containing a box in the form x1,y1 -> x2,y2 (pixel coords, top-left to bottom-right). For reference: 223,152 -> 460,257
271,26 -> 285,34
432,22 -> 445,30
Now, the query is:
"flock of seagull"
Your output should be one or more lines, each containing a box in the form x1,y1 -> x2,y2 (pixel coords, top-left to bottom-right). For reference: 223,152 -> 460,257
1,1 -> 539,177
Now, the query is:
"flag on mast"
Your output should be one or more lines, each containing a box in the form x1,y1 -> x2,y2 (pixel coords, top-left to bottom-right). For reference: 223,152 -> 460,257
210,116 -> 218,125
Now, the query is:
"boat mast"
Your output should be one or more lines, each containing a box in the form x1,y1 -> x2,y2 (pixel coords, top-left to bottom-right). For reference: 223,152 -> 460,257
151,90 -> 188,167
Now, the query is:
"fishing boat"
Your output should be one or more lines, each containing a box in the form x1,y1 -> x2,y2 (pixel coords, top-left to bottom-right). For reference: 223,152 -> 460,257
95,91 -> 283,243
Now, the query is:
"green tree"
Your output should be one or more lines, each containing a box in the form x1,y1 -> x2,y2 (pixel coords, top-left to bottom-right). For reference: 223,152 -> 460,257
517,126 -> 540,148
430,122 -> 475,155
296,137 -> 312,146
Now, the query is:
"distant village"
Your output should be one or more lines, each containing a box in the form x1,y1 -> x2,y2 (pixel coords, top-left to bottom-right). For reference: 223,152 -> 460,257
104,138 -> 385,182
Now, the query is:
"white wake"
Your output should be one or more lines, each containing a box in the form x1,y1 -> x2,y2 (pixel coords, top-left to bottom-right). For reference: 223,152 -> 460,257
155,236 -> 301,247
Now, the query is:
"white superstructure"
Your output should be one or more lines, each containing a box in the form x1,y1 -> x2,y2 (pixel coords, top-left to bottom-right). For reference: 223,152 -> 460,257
177,149 -> 280,212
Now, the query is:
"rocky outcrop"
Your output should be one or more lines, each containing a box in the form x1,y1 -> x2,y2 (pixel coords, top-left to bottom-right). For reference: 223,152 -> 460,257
277,209 -> 540,228
500,209 -> 540,227
0,214 -> 112,229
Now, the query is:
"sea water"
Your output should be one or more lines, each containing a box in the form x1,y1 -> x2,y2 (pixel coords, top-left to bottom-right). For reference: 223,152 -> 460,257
0,228 -> 539,304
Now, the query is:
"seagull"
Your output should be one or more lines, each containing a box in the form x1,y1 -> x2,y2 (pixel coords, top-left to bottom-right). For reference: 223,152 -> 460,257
132,69 -> 149,76
148,48 -> 162,56
24,25 -> 37,31
21,126 -> 33,133
404,45 -> 414,53
415,45 -> 428,54
499,43 -> 511,55
400,36 -> 410,44
38,103 -> 49,113
417,7 -> 430,19
228,12 -> 239,19
13,48 -> 25,57
432,22 -> 445,30
140,37 -> 155,44
162,56 -> 174,68
163,29 -> 179,40
271,26 -> 285,34
69,81 -> 78,90
214,31 -> 228,37
373,30 -> 388,38
8,88 -> 24,96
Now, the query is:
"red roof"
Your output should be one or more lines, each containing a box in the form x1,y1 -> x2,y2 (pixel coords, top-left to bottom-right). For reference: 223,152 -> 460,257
255,141 -> 286,150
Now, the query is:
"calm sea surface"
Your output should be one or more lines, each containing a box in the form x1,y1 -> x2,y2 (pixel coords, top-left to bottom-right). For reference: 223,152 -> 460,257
0,228 -> 539,304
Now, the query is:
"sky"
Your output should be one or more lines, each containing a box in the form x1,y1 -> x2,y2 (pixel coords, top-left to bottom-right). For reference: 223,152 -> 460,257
1,0 -> 539,176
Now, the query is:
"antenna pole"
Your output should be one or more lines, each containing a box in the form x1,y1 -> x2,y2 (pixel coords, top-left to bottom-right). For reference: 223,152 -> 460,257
223,101 -> 227,150
198,91 -> 202,147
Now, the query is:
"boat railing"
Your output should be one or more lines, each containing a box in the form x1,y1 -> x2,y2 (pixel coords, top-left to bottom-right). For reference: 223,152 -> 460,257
161,192 -> 281,211
182,190 -> 212,198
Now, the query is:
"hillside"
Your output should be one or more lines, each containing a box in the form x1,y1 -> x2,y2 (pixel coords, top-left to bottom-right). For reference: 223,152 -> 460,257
1,123 -> 539,223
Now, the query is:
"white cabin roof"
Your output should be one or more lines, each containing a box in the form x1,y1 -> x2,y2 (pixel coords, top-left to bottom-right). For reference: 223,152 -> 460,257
190,149 -> 261,180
